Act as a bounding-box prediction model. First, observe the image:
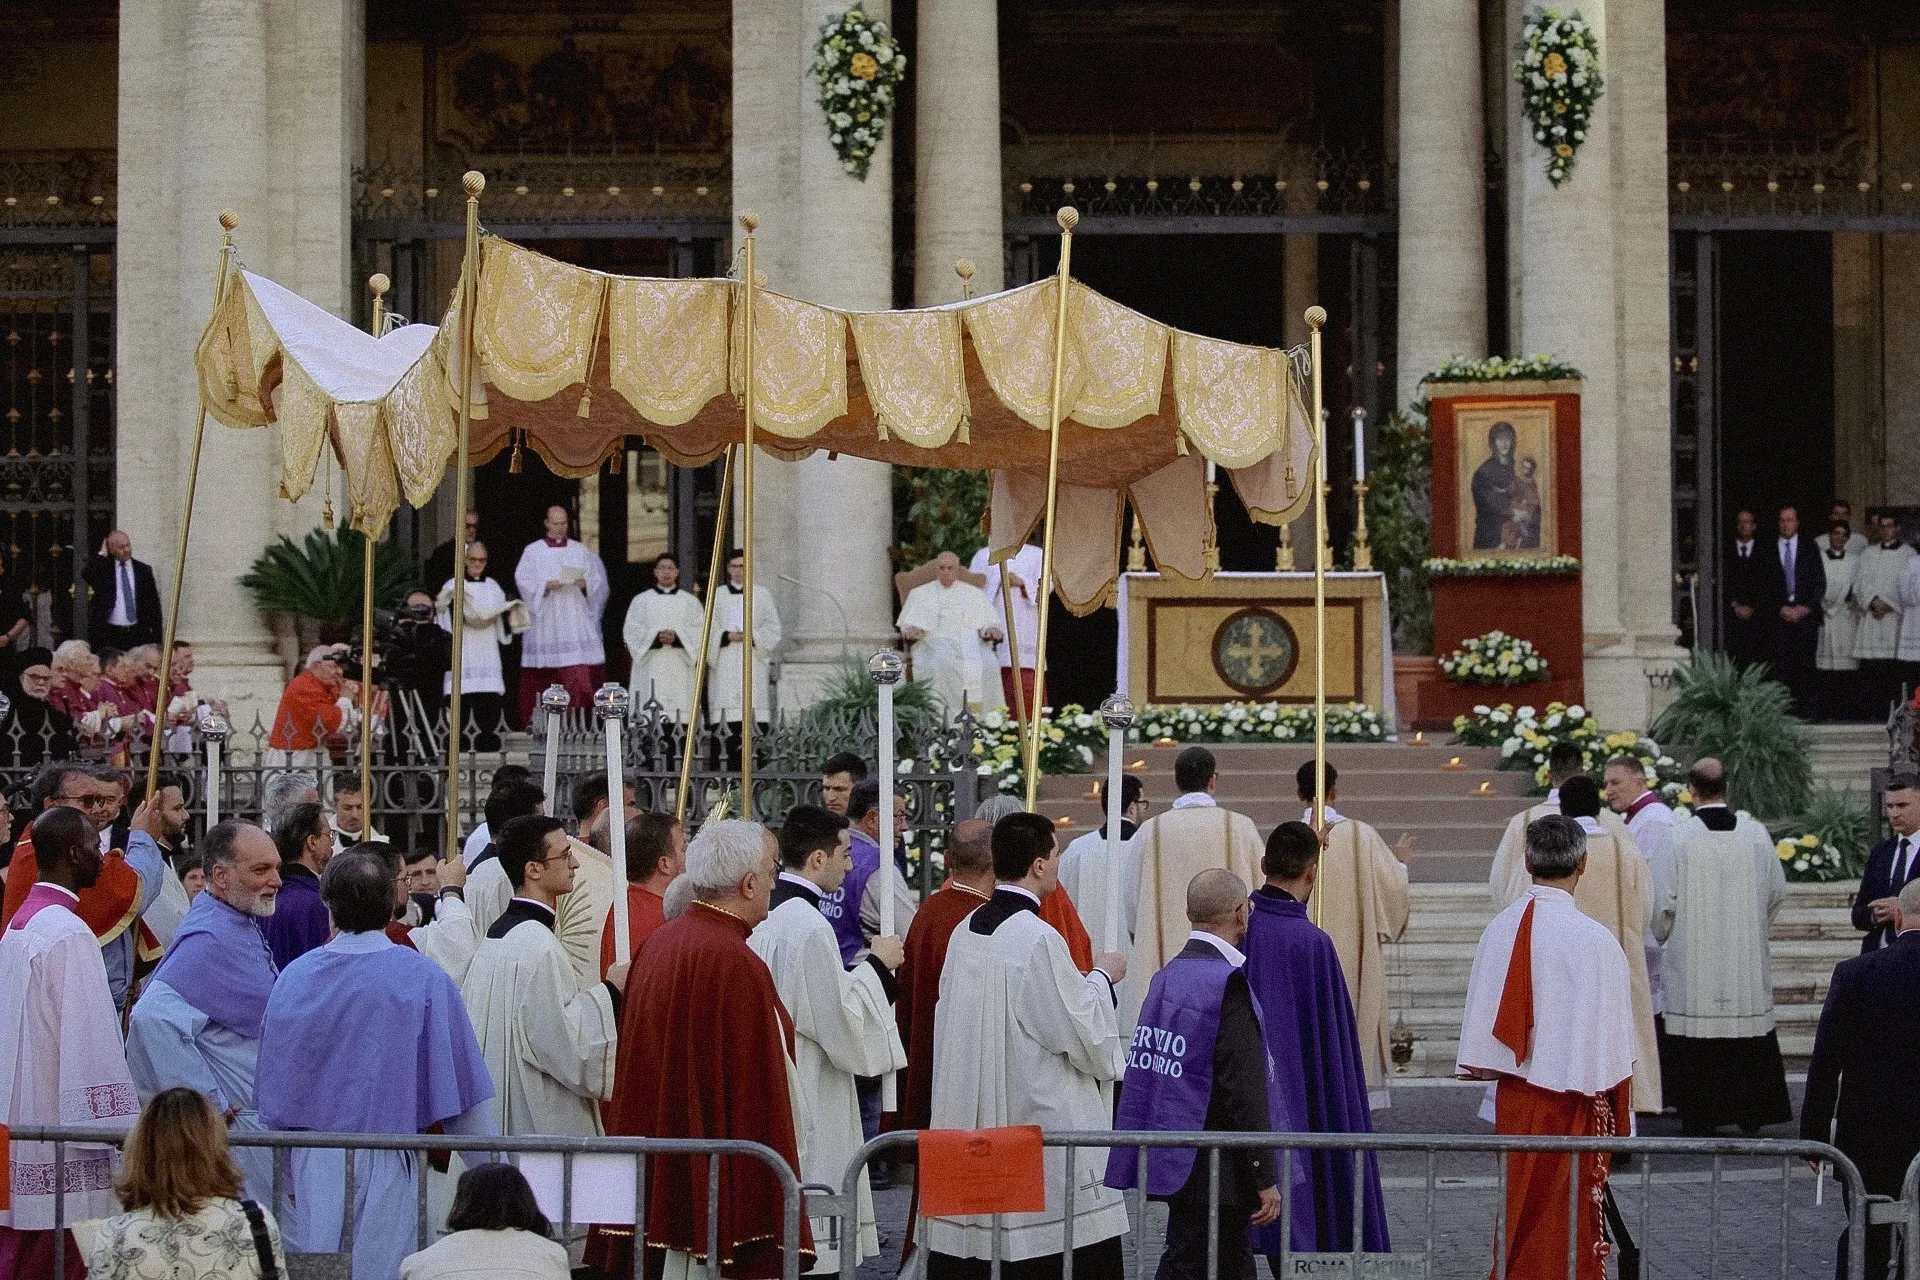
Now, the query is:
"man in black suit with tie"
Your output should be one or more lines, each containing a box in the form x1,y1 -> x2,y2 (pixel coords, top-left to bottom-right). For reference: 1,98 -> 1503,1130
1802,872 -> 1920,1279
83,529 -> 162,651
1852,775 -> 1920,953
1757,505 -> 1826,717
1724,509 -> 1764,666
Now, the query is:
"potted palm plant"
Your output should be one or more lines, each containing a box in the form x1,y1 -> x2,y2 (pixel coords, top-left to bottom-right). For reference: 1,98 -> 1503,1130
241,529 -> 419,676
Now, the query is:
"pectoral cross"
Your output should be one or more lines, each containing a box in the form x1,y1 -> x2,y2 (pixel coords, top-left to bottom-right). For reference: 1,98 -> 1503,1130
1228,623 -> 1287,682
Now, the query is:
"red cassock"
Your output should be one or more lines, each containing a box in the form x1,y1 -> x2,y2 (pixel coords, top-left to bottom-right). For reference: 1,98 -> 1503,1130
599,883 -> 668,978
588,902 -> 815,1279
268,669 -> 346,750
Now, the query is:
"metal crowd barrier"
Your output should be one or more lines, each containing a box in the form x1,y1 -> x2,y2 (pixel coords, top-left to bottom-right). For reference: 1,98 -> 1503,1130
11,1125 -> 807,1280
834,1129 -> 1881,1280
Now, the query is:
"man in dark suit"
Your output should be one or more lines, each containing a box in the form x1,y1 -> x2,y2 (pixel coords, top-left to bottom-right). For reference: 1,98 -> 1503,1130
1852,775 -> 1920,953
83,529 -> 162,651
1107,868 -> 1280,1280
1724,509 -> 1765,667
1802,874 -> 1920,1279
1757,505 -> 1826,717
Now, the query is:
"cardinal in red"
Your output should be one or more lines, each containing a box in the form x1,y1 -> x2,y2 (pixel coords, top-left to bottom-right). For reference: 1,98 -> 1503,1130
588,819 -> 813,1279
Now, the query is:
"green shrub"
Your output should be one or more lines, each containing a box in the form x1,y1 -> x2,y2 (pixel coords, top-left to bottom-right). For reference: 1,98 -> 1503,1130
1648,651 -> 1813,820
1771,785 -> 1876,880
239,529 -> 420,642
1365,410 -> 1433,653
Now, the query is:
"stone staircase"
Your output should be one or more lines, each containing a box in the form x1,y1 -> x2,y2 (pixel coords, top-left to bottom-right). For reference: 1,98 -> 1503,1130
1807,722 -> 1890,794
1386,880 -> 1860,1079
1034,741 -> 1534,884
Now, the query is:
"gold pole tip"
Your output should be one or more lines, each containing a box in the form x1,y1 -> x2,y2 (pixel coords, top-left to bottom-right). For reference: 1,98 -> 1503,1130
754,269 -> 768,288
739,210 -> 760,233
368,273 -> 391,296
461,171 -> 486,197
1056,206 -> 1080,232
218,210 -> 240,231
954,258 -> 976,281
1304,305 -> 1328,330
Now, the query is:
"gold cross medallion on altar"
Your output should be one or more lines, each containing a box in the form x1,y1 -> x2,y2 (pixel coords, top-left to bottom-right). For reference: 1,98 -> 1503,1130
1211,607 -> 1299,697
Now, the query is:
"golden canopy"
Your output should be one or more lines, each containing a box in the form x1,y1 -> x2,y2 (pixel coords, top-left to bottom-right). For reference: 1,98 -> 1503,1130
197,235 -> 1318,611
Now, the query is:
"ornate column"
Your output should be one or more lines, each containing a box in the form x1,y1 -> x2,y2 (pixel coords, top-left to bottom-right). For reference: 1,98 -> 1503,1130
1395,0 -> 1487,409
914,0 -> 1003,304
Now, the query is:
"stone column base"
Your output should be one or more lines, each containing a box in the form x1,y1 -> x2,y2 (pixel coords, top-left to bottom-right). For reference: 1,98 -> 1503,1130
1583,636 -> 1688,733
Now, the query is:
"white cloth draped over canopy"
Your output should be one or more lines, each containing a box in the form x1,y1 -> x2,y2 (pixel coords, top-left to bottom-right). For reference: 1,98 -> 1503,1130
623,587 -> 707,719
197,237 -> 1321,615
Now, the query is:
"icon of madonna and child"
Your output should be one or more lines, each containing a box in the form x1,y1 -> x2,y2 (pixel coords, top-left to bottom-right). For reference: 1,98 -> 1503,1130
1469,419 -> 1548,552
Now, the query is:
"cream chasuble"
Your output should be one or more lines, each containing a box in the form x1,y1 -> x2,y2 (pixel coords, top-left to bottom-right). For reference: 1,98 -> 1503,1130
1119,798 -> 1262,1031
928,904 -> 1128,1262
749,892 -> 907,1272
622,587 -> 706,720
896,579 -> 1005,714
1655,810 -> 1785,1039
553,836 -> 615,993
1309,813 -> 1411,1106
1490,800 -> 1634,908
460,913 -> 617,1139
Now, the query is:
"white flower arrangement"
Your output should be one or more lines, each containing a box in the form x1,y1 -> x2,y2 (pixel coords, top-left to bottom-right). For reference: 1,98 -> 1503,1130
1423,555 -> 1583,578
810,7 -> 907,180
1772,832 -> 1846,882
1452,702 -> 1689,799
1421,353 -> 1584,384
1515,8 -> 1604,187
1439,630 -> 1551,687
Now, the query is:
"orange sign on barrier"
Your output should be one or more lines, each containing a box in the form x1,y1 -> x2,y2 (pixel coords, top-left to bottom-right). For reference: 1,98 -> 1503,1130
917,1126 -> 1048,1217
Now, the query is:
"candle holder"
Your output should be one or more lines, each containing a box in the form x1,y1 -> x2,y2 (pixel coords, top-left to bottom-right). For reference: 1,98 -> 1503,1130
1204,478 -> 1222,573
1319,481 -> 1334,570
1275,521 -> 1295,571
1127,510 -> 1148,573
593,682 -> 632,723
1351,479 -> 1374,571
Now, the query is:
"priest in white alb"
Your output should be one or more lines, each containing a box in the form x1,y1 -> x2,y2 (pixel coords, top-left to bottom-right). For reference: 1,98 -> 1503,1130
514,503 -> 610,724
1457,813 -> 1636,1280
898,552 -> 1005,716
1293,759 -> 1412,1108
622,551 -> 706,723
1851,513 -> 1914,711
1654,757 -> 1791,1136
928,812 -> 1131,1280
749,805 -> 907,1273
1489,740 -> 1631,903
708,550 -> 782,753
0,807 -> 143,1278
971,542 -> 1044,718
460,815 -> 623,1144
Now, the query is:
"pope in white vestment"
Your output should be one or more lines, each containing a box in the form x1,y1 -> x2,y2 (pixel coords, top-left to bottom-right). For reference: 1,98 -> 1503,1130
749,843 -> 907,1274
898,553 -> 1005,716
622,553 -> 706,722
708,553 -> 782,726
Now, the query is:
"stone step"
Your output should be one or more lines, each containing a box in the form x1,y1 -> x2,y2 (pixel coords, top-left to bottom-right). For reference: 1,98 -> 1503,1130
1396,1034 -> 1820,1077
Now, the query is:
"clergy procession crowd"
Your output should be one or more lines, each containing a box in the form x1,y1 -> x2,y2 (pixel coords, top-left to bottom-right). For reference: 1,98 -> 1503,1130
4,721 -> 1919,1280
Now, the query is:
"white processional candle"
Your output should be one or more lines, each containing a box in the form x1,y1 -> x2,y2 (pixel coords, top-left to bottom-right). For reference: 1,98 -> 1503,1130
606,715 -> 632,966
1353,410 -> 1367,480
877,677 -> 898,1111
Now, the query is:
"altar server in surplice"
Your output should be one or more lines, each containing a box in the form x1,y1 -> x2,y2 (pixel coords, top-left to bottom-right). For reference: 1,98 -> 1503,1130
708,551 -> 782,751
1457,814 -> 1636,1280
897,551 -> 1005,716
972,542 -> 1045,719
1815,519 -> 1863,707
1293,760 -> 1412,1108
623,551 -> 706,722
1851,514 -> 1915,714
749,805 -> 907,1274
1244,821 -> 1390,1257
126,821 -> 281,1203
461,815 -> 624,1144
927,812 -> 1131,1280
514,504 -> 610,723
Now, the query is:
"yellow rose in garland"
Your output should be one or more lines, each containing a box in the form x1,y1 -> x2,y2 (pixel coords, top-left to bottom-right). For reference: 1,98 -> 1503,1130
810,7 -> 908,179
1514,7 -> 1603,186
850,51 -> 879,80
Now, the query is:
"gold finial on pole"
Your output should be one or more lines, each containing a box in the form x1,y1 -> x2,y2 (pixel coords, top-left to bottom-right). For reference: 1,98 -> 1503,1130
675,446 -> 737,823
955,258 -> 976,298
357,273 -> 388,827
738,211 -> 760,816
1304,305 -> 1329,925
144,211 -> 240,805
443,171 -> 483,863
1022,208 -> 1077,810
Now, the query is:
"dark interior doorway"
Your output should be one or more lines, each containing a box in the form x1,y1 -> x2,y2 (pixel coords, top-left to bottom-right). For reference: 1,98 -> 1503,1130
1715,232 -> 1835,529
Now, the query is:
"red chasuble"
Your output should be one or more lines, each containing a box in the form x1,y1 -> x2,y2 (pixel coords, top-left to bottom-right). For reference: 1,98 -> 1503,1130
589,901 -> 814,1279
1,829 -> 142,943
598,883 -> 667,978
1040,883 -> 1096,975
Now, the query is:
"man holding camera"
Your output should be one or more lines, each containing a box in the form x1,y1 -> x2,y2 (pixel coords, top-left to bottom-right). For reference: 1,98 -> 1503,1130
267,646 -> 360,767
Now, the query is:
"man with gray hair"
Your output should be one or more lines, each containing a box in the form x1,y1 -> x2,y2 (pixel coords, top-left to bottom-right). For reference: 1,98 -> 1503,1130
261,769 -> 319,835
592,819 -> 816,1279
1457,814 -> 1636,1279
1654,757 -> 1790,1136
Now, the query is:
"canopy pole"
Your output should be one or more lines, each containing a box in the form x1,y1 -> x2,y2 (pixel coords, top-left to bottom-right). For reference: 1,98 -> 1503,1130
144,210 -> 239,805
359,273 -> 388,829
675,445 -> 736,824
1306,304 -> 1329,927
1022,207 -> 1077,812
738,212 -> 760,819
444,171 -> 484,864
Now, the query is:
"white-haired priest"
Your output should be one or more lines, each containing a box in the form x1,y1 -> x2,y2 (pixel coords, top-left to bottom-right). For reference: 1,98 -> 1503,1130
1457,814 -> 1636,1280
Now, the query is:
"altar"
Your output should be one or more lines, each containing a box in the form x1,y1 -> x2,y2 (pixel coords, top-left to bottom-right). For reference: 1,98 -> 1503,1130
1116,572 -> 1397,724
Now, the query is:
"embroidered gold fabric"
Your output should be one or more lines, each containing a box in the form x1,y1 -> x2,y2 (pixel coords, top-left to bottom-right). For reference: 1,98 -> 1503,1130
475,241 -> 605,403
1070,285 -> 1166,429
728,289 -> 848,438
847,309 -> 968,447
271,357 -> 332,504
1170,331 -> 1296,470
964,279 -> 1084,430
608,278 -> 731,426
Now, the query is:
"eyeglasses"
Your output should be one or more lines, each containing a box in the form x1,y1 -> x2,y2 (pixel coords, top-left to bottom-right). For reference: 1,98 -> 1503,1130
56,793 -> 119,809
538,852 -> 578,867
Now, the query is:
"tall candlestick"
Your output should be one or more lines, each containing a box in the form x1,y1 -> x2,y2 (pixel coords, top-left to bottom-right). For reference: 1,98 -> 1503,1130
1352,406 -> 1368,481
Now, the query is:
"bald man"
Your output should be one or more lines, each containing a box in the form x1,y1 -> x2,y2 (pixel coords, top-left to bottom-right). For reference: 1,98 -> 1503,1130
1108,868 -> 1282,1280
896,552 -> 1004,716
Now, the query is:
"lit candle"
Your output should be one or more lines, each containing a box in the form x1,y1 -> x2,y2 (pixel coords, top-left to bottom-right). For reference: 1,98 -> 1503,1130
1352,407 -> 1367,481
1206,459 -> 1217,484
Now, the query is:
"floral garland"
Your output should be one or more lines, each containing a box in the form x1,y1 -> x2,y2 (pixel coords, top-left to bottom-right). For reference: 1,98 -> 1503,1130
1772,832 -> 1848,882
1422,353 -> 1584,384
1423,555 -> 1582,578
969,701 -> 1388,794
1440,630 -> 1550,686
1515,8 -> 1604,186
811,7 -> 907,180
